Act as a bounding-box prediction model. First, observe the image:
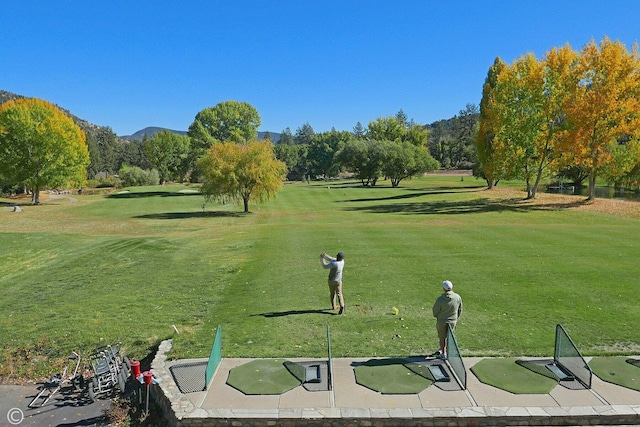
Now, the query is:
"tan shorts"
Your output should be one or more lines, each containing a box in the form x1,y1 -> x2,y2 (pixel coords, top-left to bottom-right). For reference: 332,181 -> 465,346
436,321 -> 456,342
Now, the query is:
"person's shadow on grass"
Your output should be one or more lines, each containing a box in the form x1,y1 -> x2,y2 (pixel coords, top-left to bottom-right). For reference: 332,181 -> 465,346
253,309 -> 336,317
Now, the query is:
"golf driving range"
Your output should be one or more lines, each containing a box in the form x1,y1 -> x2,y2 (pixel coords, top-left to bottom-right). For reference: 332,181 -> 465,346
2,175 -> 640,425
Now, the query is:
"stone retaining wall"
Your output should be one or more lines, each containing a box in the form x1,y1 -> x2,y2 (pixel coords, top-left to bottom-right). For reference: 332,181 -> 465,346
150,339 -> 640,427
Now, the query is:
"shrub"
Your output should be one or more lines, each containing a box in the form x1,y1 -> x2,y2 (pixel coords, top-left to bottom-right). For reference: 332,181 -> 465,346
119,166 -> 160,187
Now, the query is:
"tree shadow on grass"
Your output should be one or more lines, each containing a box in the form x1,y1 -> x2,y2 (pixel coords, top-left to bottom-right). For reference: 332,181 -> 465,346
252,309 -> 336,318
343,196 -> 587,215
340,187 -> 485,203
107,191 -> 200,199
135,211 -> 246,219
0,201 -> 27,207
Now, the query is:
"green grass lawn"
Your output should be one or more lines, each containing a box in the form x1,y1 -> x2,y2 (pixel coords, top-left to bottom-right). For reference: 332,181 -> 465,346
1,177 -> 639,378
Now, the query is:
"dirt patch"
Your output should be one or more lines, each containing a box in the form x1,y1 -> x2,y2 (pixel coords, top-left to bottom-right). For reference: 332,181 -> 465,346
486,187 -> 640,219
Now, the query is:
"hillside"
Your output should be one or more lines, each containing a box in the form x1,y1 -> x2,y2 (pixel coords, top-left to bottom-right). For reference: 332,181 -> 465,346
1,91 -> 281,143
0,90 -> 130,145
122,127 -> 281,143
121,126 -> 188,141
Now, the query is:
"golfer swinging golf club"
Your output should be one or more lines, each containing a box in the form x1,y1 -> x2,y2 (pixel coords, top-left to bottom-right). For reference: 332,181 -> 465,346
320,251 -> 345,315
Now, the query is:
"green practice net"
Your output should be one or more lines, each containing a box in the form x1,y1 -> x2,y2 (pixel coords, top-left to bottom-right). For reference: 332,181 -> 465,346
205,325 -> 222,388
555,324 -> 591,388
446,325 -> 467,389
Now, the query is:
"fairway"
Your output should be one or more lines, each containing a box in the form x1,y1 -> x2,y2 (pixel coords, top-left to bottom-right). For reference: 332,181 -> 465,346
1,176 -> 639,378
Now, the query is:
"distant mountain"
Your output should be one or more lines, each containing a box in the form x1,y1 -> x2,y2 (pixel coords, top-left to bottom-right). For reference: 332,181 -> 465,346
123,127 -> 281,143
121,127 -> 187,141
259,131 -> 281,144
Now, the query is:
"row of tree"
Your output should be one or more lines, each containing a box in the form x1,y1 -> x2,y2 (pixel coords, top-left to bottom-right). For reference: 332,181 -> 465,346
85,106 -> 476,188
273,110 -> 440,186
476,36 -> 640,200
0,99 -> 446,210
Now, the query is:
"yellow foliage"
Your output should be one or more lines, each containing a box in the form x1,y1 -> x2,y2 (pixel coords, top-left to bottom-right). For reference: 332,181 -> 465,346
198,140 -> 286,212
0,97 -> 88,203
479,36 -> 640,198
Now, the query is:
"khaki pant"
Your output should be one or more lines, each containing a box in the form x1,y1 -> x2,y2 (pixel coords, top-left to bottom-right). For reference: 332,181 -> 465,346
328,279 -> 344,308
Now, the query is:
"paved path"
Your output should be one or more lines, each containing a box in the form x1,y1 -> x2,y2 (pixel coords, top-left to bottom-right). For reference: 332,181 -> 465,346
0,383 -> 110,427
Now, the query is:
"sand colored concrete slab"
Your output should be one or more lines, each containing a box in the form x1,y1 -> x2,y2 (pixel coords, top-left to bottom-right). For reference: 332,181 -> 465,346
278,386 -> 331,408
590,374 -> 640,405
417,386 -> 471,407
201,384 -> 281,409
549,384 -> 605,406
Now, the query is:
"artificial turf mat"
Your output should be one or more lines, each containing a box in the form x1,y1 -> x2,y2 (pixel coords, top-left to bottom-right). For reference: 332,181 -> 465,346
589,357 -> 640,392
226,359 -> 302,395
470,358 -> 558,394
353,358 -> 434,394
515,359 -> 561,381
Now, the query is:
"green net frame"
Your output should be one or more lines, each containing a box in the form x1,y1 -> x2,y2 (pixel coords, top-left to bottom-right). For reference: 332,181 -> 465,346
205,325 -> 222,389
446,325 -> 467,389
555,323 -> 592,388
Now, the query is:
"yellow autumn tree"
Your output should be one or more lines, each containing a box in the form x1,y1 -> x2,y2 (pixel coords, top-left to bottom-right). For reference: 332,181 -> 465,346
476,57 -> 506,188
561,37 -> 640,200
484,45 -> 578,199
198,140 -> 286,213
0,98 -> 89,204
491,53 -> 547,198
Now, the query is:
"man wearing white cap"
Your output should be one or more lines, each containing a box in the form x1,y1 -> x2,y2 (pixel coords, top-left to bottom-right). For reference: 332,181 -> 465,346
432,280 -> 463,359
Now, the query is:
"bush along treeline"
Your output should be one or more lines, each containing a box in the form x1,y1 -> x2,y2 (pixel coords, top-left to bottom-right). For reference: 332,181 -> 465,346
273,108 -> 480,186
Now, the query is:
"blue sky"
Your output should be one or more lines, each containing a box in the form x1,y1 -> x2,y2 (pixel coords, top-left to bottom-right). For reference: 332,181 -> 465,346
2,1 -> 639,136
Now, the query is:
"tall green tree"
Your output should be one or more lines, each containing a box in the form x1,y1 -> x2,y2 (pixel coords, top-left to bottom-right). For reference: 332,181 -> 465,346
453,104 -> 480,169
145,130 -> 191,183
491,53 -> 548,198
337,139 -> 384,186
278,127 -> 295,145
367,113 -> 428,147
0,98 -> 89,204
382,141 -> 439,187
367,116 -> 404,143
352,122 -> 366,138
274,142 -> 307,180
476,57 -> 506,188
484,48 -> 577,199
198,140 -> 286,213
294,122 -> 315,145
307,130 -> 352,179
188,100 -> 261,147
120,139 -> 153,171
86,126 -> 120,177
